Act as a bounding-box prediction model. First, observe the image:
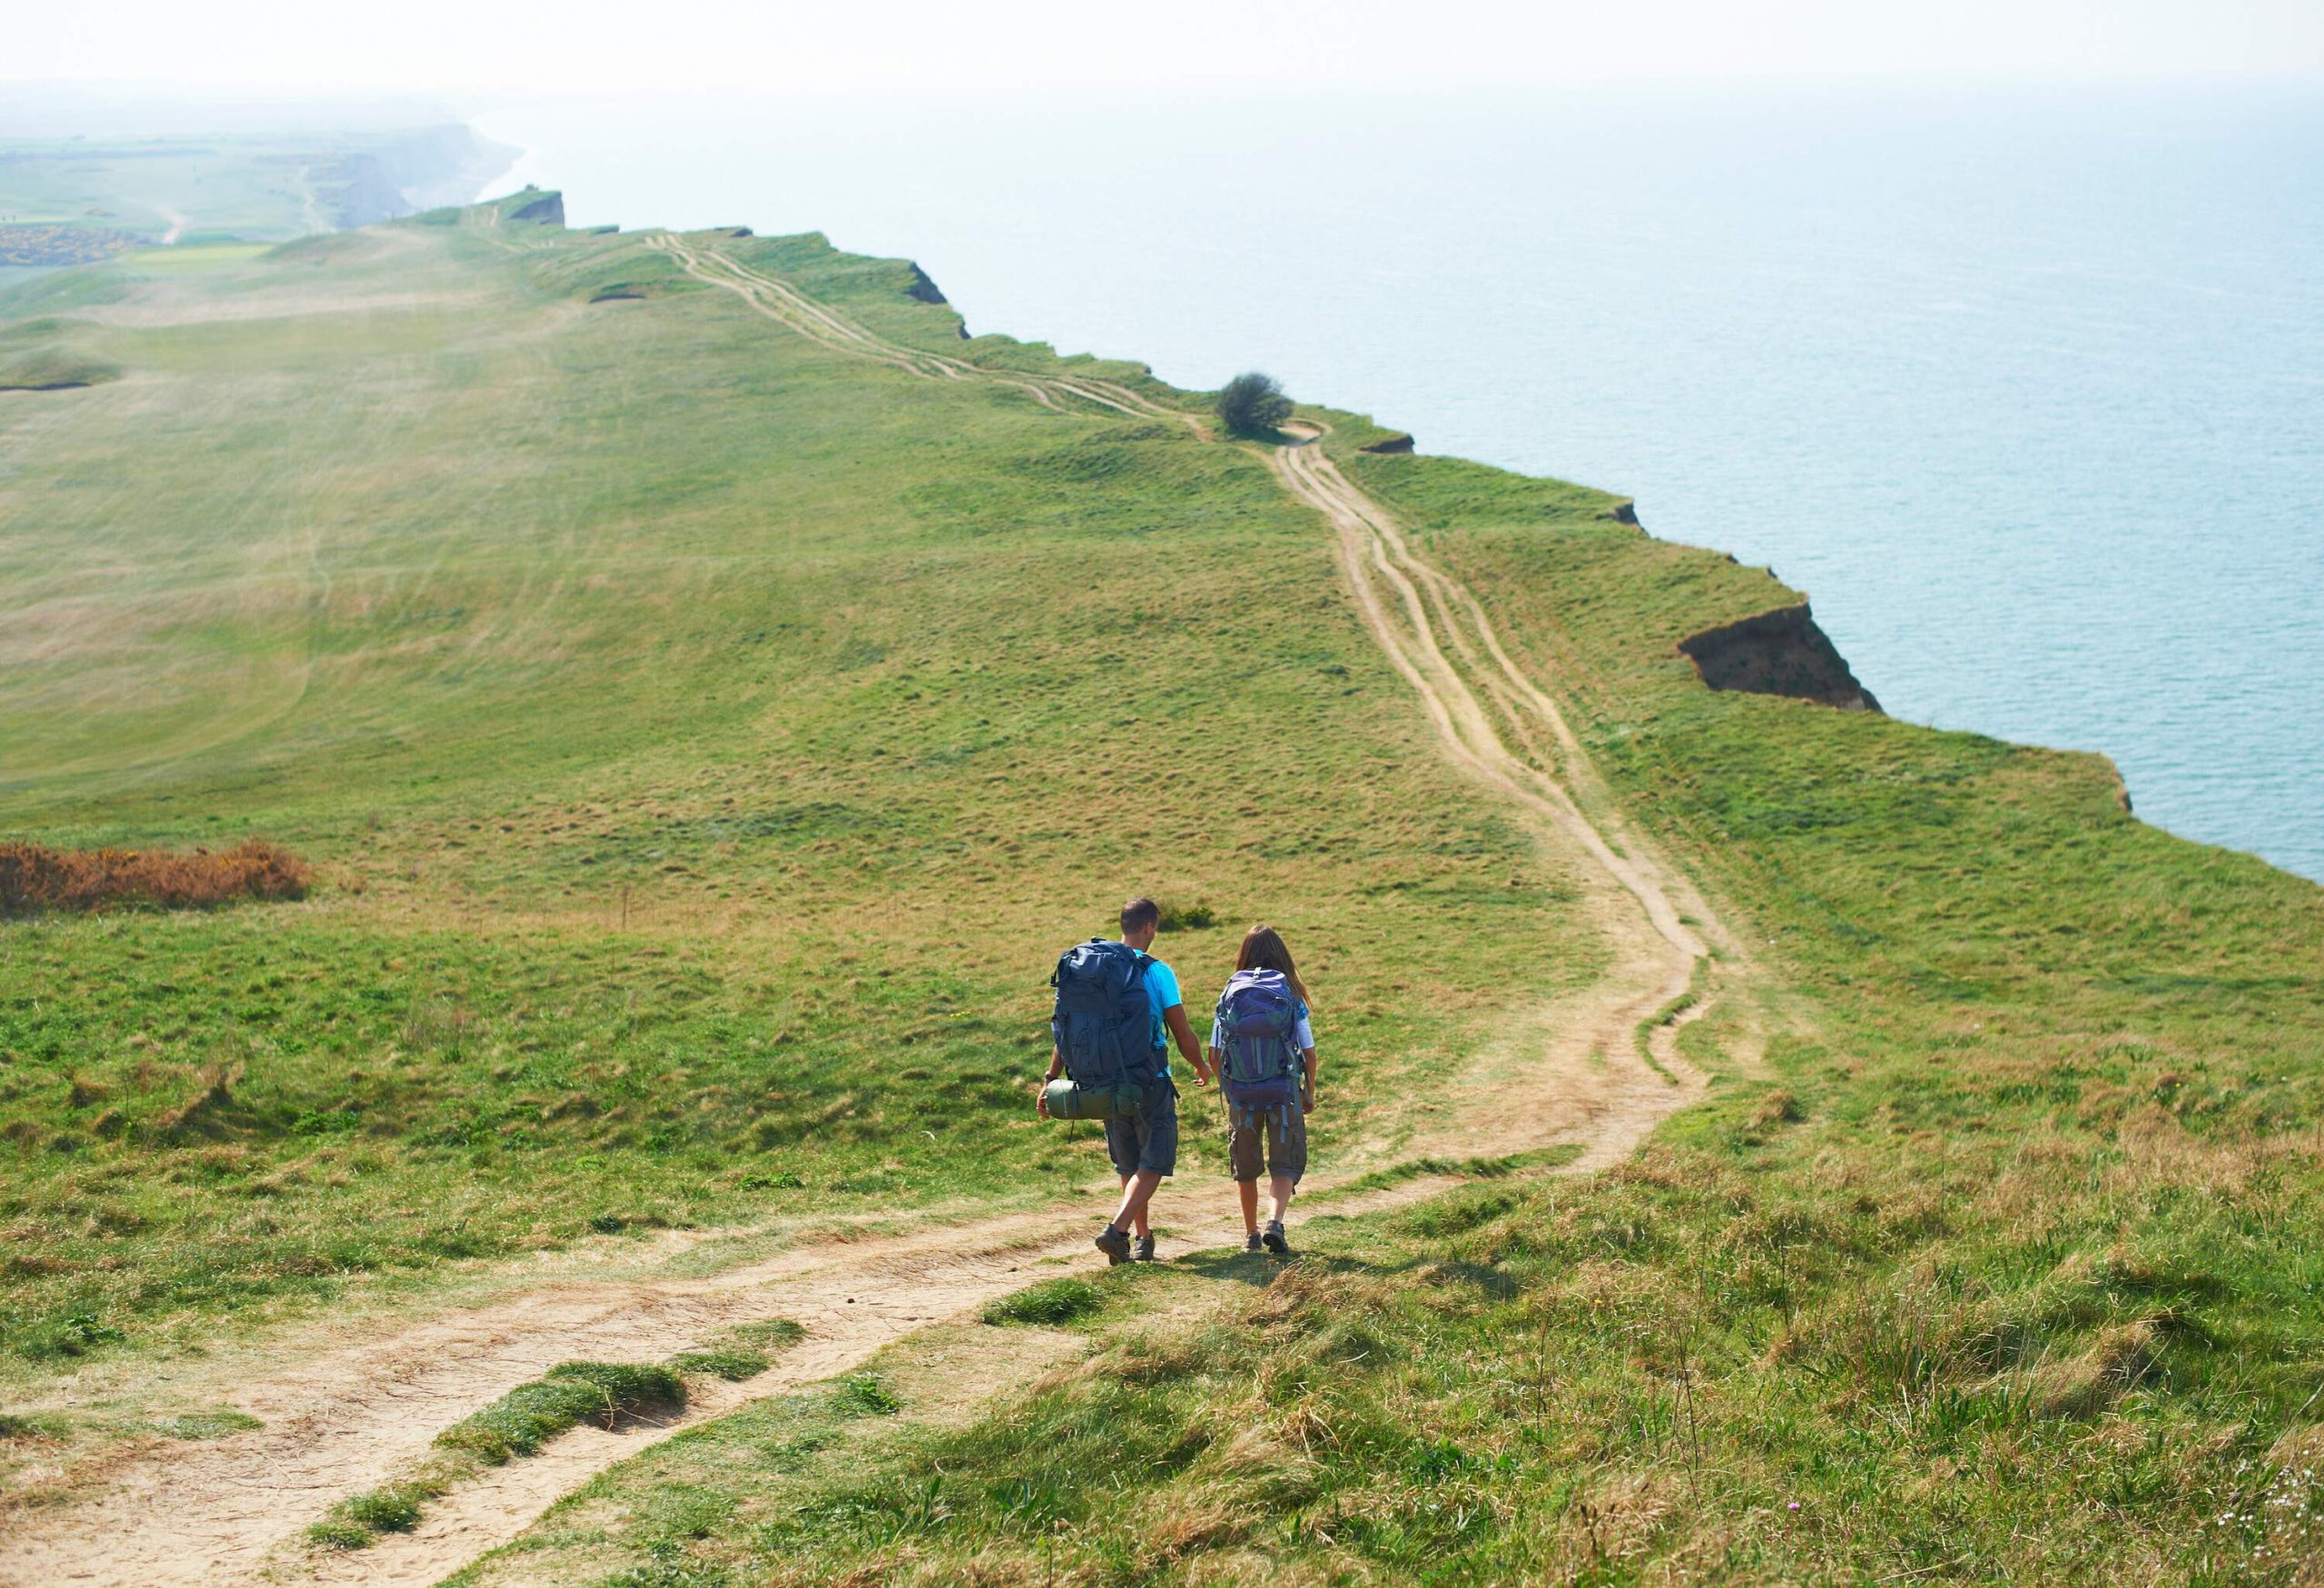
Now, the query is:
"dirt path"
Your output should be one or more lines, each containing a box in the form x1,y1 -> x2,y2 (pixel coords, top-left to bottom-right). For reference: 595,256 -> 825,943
651,236 -> 1204,430
1,238 -> 1747,1588
1268,427 -> 1739,1162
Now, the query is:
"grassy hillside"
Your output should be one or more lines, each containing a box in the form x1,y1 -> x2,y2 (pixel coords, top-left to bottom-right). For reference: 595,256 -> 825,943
0,195 -> 1603,1385
448,393 -> 2324,1584
4,193 -> 2320,1583
429,419 -> 2324,1585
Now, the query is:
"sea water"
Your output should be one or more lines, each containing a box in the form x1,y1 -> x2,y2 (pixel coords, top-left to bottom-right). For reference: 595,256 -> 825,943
473,85 -> 2324,882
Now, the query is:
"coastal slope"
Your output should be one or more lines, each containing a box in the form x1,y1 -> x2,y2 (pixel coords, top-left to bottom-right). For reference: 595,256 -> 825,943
0,194 -> 2319,1586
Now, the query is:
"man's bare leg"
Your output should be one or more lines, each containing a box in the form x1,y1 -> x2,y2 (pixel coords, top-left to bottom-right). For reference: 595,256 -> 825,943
1111,1169 -> 1161,1237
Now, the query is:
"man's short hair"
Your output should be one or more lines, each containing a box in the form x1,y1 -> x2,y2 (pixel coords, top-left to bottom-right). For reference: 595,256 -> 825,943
1120,896 -> 1160,934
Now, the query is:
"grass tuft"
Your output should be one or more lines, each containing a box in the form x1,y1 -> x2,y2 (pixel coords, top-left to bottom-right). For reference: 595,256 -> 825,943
666,1347 -> 770,1381
982,1277 -> 1102,1327
435,1362 -> 684,1465
309,1481 -> 430,1548
728,1318 -> 806,1352
151,1408 -> 262,1439
833,1373 -> 900,1416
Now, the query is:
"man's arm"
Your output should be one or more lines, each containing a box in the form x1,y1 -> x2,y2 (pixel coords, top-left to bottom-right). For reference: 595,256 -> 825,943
1036,1044 -> 1063,1118
1165,1005 -> 1212,1085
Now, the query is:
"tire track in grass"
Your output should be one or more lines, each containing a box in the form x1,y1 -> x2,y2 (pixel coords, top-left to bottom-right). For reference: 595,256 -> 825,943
651,234 -> 1197,424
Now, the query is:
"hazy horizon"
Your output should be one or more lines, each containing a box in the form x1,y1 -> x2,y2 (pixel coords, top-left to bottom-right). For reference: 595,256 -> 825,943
10,0 -> 2324,103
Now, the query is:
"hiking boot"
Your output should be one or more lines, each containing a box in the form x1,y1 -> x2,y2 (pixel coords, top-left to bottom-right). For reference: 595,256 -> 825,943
1244,1230 -> 1264,1254
1095,1225 -> 1133,1266
1262,1219 -> 1290,1255
1134,1233 -> 1157,1263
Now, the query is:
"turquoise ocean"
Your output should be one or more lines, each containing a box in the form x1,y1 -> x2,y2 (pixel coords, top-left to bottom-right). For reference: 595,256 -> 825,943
476,86 -> 2324,881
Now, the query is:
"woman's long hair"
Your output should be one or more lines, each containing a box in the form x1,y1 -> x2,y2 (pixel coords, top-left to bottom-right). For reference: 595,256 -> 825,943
1235,923 -> 1311,1007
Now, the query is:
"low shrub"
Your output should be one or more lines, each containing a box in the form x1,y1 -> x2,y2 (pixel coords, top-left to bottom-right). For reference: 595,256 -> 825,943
1215,370 -> 1293,437
0,838 -> 310,916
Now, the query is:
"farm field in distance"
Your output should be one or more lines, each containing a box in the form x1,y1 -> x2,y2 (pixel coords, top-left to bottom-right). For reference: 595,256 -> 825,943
0,185 -> 2319,1585
0,123 -> 513,264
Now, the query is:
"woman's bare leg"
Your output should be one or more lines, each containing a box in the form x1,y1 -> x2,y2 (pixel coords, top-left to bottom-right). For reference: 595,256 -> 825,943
1268,1175 -> 1294,1225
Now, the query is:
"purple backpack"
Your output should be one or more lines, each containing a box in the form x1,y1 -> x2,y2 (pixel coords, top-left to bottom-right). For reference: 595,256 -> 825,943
1215,969 -> 1303,1118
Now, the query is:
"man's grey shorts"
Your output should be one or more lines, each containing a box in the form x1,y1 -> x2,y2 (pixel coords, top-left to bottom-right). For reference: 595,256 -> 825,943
1103,1082 -> 1178,1178
1226,1098 -> 1307,1185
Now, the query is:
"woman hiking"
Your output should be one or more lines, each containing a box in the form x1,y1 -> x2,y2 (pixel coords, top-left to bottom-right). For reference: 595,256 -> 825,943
1209,924 -> 1319,1255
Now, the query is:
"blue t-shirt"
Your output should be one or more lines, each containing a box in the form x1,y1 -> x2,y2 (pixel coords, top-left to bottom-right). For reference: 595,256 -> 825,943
1138,952 -> 1182,1076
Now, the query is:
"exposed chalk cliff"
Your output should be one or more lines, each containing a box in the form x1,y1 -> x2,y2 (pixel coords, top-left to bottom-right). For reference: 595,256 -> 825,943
321,154 -> 412,229
1678,603 -> 1881,713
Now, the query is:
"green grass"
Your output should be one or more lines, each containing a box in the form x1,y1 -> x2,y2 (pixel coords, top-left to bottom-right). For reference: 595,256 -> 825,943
0,347 -> 119,390
311,1335 -> 783,1551
150,1408 -> 262,1439
0,202 -> 1600,1386
441,216 -> 2312,1583
119,243 -> 274,272
438,1363 -> 687,1465
535,1171 -> 2320,1583
833,1374 -> 902,1417
981,1277 -> 1102,1327
5,192 -> 2321,1582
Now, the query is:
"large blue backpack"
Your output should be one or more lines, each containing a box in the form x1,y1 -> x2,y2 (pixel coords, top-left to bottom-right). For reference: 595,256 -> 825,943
1047,938 -> 1161,1120
1215,968 -> 1304,1124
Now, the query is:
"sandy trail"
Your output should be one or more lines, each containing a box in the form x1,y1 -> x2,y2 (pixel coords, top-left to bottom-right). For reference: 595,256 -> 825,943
2,239 -> 1744,1588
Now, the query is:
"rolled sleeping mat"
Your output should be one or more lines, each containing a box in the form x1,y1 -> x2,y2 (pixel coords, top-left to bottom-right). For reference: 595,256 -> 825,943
1041,1077 -> 1115,1120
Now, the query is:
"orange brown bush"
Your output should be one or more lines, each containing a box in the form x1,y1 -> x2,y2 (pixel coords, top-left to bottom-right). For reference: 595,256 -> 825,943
0,839 -> 312,916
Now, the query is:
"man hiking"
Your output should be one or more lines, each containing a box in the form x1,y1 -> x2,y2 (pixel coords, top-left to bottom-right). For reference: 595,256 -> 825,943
1039,896 -> 1211,1263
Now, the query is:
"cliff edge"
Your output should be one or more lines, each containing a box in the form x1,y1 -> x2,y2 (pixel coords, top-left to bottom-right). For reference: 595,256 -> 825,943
1678,602 -> 1880,712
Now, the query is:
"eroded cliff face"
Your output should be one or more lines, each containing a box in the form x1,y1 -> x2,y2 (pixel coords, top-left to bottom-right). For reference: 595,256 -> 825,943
901,262 -> 949,304
1678,603 -> 1881,713
506,191 -> 566,226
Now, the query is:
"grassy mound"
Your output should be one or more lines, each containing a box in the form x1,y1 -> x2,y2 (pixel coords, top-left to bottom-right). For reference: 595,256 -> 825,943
981,1277 -> 1101,1327
0,350 -> 120,390
435,1362 -> 685,1465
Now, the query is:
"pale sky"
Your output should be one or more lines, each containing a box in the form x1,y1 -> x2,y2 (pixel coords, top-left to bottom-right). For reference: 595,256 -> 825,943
11,0 -> 2324,98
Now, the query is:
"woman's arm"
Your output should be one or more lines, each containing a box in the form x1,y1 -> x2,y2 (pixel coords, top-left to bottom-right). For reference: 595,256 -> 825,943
1301,1047 -> 1318,1111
